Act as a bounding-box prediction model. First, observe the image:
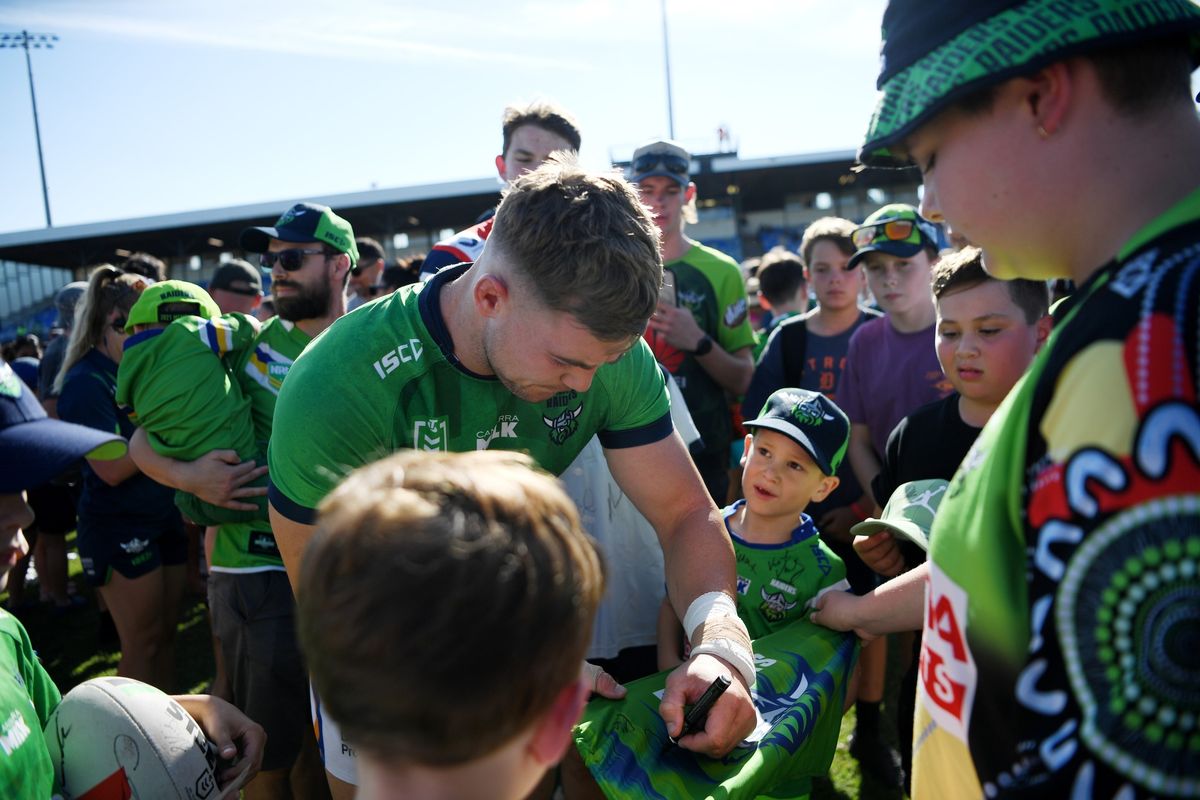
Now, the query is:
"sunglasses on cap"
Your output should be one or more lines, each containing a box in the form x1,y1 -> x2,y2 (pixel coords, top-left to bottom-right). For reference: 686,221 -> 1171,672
632,152 -> 689,177
259,248 -> 326,272
851,218 -> 919,249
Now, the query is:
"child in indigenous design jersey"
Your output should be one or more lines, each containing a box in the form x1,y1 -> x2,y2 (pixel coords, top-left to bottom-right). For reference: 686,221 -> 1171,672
116,280 -> 266,526
835,1 -> 1200,796
658,387 -> 851,657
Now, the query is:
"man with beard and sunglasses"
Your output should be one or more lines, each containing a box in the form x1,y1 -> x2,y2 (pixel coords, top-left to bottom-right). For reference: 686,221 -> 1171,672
129,201 -> 357,800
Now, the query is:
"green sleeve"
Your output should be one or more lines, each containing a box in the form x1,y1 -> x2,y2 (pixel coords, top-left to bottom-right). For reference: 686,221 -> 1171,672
594,338 -> 671,445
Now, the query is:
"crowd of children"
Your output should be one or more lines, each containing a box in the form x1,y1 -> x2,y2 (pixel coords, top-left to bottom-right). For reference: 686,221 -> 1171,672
3,2 -> 1198,799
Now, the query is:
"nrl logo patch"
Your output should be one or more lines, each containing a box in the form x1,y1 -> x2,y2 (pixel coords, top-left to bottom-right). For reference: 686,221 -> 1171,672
543,405 -> 583,445
413,417 -> 449,451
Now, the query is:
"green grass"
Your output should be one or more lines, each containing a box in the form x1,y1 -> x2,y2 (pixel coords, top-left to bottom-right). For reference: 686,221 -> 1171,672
9,536 -> 910,799
4,532 -> 215,696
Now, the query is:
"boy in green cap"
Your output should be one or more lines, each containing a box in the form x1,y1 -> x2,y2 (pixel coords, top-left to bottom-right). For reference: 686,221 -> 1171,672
116,280 -> 266,526
855,1 -> 1200,796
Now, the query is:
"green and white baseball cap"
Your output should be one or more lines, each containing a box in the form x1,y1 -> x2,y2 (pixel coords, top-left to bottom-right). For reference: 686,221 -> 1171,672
240,202 -> 359,268
851,479 -> 950,551
859,0 -> 1200,167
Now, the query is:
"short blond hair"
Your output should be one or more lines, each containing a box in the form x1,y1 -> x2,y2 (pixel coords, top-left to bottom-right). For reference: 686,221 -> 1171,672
298,450 -> 605,766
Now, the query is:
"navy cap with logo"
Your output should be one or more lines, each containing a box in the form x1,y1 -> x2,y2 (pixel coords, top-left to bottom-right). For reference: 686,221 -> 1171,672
0,361 -> 126,493
860,0 -> 1200,167
744,388 -> 850,476
627,139 -> 691,187
240,203 -> 360,268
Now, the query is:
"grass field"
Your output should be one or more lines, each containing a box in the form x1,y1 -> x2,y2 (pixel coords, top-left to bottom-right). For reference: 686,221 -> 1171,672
6,537 -> 909,799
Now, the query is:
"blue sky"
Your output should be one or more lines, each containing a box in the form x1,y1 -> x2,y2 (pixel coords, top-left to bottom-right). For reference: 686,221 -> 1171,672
0,0 -> 893,235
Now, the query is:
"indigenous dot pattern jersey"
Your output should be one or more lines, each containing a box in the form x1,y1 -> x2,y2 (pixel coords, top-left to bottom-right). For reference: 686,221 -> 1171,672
913,187 -> 1200,798
268,264 -> 672,522
645,243 -> 756,458
210,316 -> 312,572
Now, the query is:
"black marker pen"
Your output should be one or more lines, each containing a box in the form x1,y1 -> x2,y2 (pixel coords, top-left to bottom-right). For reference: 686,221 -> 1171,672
669,675 -> 731,745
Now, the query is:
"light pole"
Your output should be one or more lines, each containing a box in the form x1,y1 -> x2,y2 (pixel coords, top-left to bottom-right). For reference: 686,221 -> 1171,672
1,30 -> 58,228
660,0 -> 675,139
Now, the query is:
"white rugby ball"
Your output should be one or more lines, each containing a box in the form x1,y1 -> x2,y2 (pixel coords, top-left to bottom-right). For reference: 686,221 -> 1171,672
43,677 -> 226,799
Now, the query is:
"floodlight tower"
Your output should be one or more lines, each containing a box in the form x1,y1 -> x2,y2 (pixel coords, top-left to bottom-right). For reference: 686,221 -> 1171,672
1,30 -> 58,228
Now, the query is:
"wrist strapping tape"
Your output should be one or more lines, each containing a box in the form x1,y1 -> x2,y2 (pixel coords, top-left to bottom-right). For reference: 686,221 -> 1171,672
684,592 -> 756,688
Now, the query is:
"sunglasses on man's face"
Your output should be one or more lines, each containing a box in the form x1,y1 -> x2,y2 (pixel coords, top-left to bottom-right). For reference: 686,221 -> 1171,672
259,248 -> 326,272
110,317 -> 128,333
632,152 -> 690,177
851,218 -> 917,249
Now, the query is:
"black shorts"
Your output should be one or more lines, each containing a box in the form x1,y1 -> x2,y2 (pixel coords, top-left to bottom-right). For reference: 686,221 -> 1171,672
209,570 -> 309,772
76,515 -> 187,588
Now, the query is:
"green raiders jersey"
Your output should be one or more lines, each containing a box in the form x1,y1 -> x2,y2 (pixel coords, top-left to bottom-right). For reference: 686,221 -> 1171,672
576,619 -> 856,800
644,243 -> 756,455
0,610 -> 60,799
211,316 -> 312,572
913,187 -> 1200,799
269,264 -> 673,523
116,313 -> 260,462
724,502 -> 849,640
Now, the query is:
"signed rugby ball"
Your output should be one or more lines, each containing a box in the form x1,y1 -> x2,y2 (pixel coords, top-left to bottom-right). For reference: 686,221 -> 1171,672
44,677 -> 227,799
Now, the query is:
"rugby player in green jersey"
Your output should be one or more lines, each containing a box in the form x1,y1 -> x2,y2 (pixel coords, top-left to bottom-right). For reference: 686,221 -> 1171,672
268,155 -> 758,796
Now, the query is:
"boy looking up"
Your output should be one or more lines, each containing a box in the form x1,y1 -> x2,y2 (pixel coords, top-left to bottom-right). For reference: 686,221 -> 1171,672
855,1 -> 1200,796
297,450 -> 603,800
659,387 -> 851,658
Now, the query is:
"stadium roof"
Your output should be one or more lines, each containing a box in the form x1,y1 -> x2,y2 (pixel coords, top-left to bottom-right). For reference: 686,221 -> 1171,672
0,149 -> 918,269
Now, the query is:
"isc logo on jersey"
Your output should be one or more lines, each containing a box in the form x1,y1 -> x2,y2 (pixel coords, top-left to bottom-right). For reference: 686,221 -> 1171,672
920,561 -> 977,743
372,339 -> 424,379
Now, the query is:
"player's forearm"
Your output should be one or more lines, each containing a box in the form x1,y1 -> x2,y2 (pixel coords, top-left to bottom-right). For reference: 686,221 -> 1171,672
696,344 -> 754,396
662,507 -> 738,621
657,599 -> 685,670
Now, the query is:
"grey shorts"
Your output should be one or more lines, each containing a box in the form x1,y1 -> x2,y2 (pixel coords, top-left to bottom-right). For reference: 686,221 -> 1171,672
208,570 -> 309,772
